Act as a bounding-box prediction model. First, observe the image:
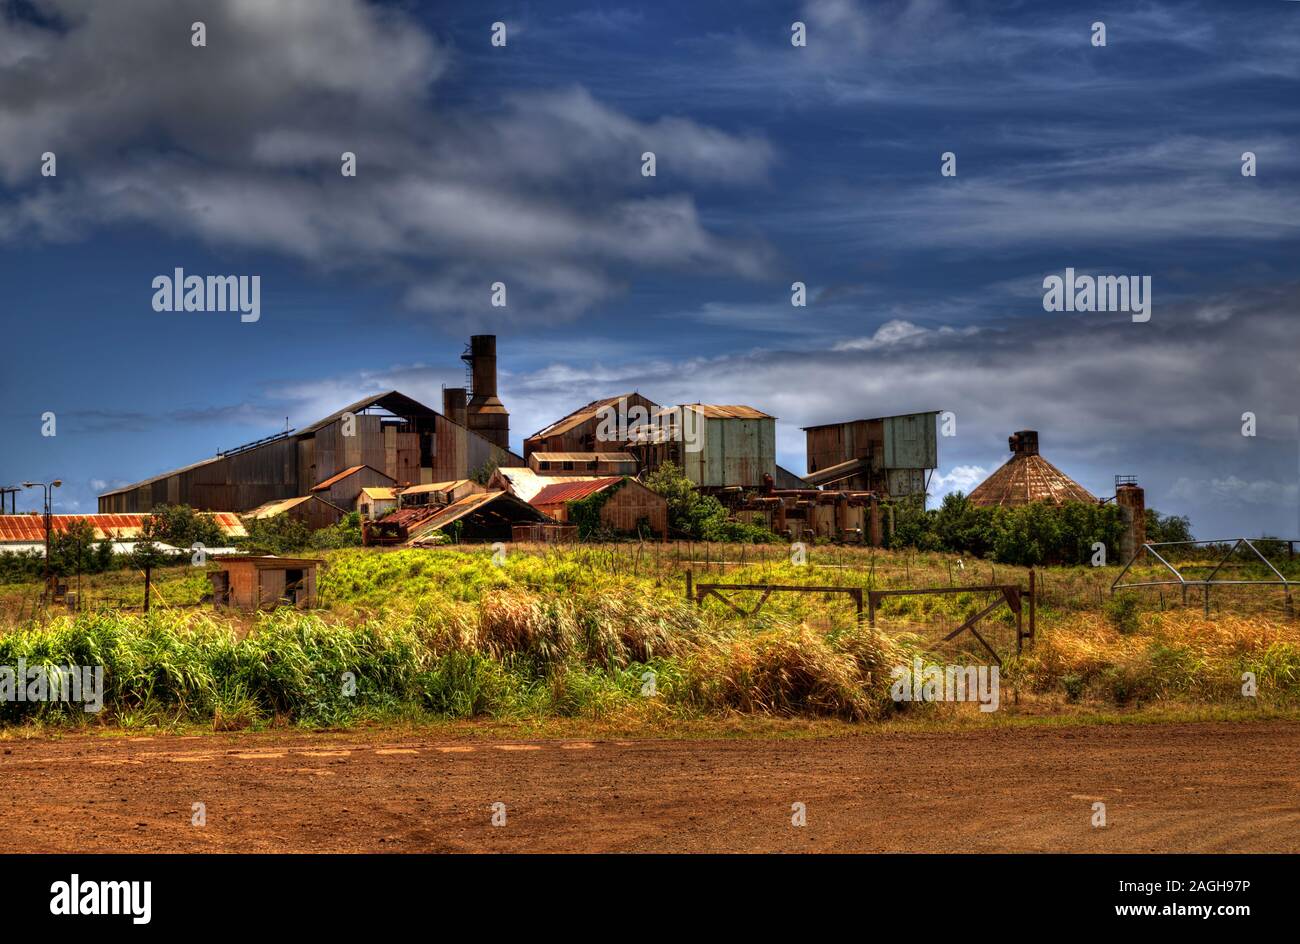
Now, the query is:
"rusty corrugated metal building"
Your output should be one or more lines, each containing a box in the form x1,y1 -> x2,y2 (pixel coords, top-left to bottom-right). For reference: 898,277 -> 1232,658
406,491 -> 551,545
524,393 -> 659,460
632,404 -> 776,489
243,495 -> 346,531
528,452 -> 638,476
309,464 -> 395,511
803,411 -> 939,498
98,338 -> 522,515
529,476 -> 668,538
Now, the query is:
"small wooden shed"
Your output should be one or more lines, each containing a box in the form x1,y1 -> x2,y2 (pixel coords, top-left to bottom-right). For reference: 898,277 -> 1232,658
357,486 -> 399,520
208,555 -> 321,611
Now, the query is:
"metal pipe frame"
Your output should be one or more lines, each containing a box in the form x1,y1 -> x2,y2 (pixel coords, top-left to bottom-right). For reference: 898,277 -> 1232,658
1111,539 -> 1298,617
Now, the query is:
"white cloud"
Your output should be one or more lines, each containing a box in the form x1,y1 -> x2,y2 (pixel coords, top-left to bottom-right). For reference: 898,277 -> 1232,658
930,465 -> 988,499
0,1 -> 776,324
833,319 -> 977,352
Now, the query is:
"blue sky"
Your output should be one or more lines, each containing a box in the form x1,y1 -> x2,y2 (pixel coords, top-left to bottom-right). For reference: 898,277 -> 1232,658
1,0 -> 1297,538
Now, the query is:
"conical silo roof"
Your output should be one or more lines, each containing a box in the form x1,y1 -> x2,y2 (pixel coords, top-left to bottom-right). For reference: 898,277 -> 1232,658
967,430 -> 1096,507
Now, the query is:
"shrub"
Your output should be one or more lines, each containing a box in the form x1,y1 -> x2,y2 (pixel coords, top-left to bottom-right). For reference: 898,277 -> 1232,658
142,505 -> 227,551
310,512 -> 363,550
889,494 -> 1126,566
240,514 -> 313,554
643,462 -> 774,542
1103,594 -> 1141,634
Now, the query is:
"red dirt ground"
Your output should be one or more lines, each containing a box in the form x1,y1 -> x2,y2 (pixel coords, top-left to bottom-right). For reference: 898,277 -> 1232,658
2,721 -> 1297,852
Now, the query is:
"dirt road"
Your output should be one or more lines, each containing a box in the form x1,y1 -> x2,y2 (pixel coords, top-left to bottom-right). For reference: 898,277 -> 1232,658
2,722 -> 1296,852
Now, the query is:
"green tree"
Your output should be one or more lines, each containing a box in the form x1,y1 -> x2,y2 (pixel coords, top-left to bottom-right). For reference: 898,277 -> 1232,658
642,462 -> 774,542
931,493 -> 994,557
470,458 -> 500,486
309,512 -> 363,549
93,535 -> 115,572
240,514 -> 313,554
886,500 -> 938,551
1144,509 -> 1193,545
131,518 -> 174,613
49,518 -> 98,578
142,504 -> 226,551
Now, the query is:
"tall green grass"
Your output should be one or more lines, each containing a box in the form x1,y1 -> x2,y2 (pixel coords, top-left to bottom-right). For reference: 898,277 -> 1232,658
2,547 -> 1296,729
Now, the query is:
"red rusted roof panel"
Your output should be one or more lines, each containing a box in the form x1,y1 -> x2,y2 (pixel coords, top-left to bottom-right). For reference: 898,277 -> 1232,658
529,477 -> 623,506
310,465 -> 367,491
0,514 -> 245,542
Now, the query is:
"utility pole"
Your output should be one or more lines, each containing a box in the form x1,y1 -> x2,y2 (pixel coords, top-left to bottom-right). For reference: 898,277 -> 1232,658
22,480 -> 62,605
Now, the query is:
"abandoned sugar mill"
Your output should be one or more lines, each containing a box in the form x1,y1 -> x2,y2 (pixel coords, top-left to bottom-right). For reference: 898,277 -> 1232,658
0,334 -> 1146,552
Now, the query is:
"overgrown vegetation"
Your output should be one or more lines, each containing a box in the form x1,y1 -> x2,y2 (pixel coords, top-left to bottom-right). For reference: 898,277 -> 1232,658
239,514 -> 313,555
1,545 -> 1296,730
140,504 -> 227,551
1145,509 -> 1193,545
0,520 -> 119,584
239,511 -> 362,554
888,493 -> 1130,566
0,504 -> 234,584
566,480 -> 621,540
643,462 -> 774,543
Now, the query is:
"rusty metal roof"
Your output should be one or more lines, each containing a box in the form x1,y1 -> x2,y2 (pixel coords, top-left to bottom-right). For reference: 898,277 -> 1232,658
99,389 -> 520,503
406,491 -> 551,543
215,555 -> 321,568
531,452 -> 636,463
311,465 -> 394,491
97,455 -> 224,498
528,394 -> 657,440
491,469 -> 607,503
681,404 -> 773,420
529,477 -> 624,506
398,480 -> 473,495
381,506 -> 440,528
0,513 -> 246,542
244,496 -> 314,519
801,410 -> 941,431
297,390 -> 439,436
968,454 -> 1096,507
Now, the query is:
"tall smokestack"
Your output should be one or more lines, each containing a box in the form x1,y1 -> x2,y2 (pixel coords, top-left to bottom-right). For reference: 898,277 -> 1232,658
462,335 -> 509,449
442,387 -> 467,428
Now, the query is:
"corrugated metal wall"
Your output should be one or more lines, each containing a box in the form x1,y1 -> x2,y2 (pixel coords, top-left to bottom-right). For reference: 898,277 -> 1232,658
883,413 -> 938,469
599,482 -> 668,537
684,416 -> 775,487
100,401 -> 523,514
805,414 -> 937,496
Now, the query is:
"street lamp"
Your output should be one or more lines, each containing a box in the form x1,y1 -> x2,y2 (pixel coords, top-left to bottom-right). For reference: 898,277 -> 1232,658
22,480 -> 61,603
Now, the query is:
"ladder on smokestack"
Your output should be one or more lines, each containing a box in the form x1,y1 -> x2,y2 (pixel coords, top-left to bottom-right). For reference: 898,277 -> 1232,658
461,343 -> 474,394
